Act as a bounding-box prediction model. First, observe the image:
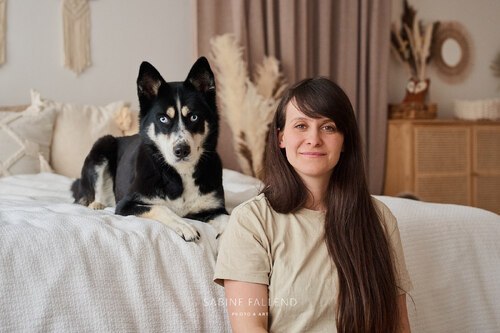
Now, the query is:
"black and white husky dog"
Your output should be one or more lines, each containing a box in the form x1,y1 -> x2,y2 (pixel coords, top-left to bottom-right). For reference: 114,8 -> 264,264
71,57 -> 228,241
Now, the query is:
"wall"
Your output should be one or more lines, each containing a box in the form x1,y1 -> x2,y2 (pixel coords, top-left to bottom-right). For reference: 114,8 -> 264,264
0,0 -> 195,108
389,0 -> 500,118
2,1 -> 499,118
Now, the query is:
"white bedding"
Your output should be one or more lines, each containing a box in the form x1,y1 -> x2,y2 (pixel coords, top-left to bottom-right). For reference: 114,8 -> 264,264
379,196 -> 500,332
1,172 -> 499,332
0,171 -> 261,333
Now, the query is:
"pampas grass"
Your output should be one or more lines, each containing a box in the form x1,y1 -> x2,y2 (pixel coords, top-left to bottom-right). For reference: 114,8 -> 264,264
210,34 -> 287,179
390,0 -> 439,81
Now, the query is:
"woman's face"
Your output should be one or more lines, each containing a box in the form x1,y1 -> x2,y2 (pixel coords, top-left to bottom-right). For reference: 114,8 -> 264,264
278,100 -> 344,185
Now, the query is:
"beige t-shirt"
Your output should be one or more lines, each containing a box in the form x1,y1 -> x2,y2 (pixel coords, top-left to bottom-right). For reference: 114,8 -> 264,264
214,193 -> 412,333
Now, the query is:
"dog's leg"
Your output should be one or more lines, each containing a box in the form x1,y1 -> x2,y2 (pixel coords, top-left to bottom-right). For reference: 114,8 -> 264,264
185,208 -> 229,239
208,214 -> 229,239
142,205 -> 201,242
116,195 -> 200,242
88,162 -> 115,210
74,135 -> 117,209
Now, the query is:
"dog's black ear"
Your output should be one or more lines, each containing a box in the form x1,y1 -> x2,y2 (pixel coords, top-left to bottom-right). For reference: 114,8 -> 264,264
137,62 -> 164,108
185,57 -> 215,93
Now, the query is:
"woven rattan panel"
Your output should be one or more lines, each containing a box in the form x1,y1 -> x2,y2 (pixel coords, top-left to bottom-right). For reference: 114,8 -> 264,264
414,126 -> 470,173
416,175 -> 469,205
474,127 -> 500,172
474,175 -> 500,214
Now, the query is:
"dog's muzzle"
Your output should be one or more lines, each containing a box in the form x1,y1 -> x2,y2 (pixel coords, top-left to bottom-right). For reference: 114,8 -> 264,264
173,143 -> 191,159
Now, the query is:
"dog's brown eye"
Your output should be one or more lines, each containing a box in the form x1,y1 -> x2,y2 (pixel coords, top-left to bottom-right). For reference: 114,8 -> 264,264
159,116 -> 169,124
190,114 -> 198,122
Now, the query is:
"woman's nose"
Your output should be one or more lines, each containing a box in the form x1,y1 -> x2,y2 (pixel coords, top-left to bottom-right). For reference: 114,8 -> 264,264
306,129 -> 322,146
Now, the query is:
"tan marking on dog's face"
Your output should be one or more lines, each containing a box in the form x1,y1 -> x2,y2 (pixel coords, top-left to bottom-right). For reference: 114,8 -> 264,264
181,106 -> 190,117
166,107 -> 175,119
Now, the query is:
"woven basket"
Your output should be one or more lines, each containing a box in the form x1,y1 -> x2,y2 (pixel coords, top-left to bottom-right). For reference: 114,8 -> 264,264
388,103 -> 437,119
454,99 -> 500,120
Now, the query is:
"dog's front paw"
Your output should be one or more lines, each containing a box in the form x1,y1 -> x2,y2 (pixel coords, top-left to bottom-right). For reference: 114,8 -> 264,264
209,214 -> 229,239
176,224 -> 201,242
88,201 -> 106,210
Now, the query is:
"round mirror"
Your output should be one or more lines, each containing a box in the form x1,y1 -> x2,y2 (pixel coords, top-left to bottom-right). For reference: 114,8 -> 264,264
442,38 -> 462,67
432,21 -> 472,83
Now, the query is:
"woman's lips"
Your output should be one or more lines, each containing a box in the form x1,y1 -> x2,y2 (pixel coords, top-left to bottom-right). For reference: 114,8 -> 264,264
300,152 -> 326,157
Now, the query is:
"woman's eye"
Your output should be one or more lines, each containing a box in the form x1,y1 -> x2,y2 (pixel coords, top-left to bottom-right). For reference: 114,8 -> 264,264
190,114 -> 198,122
322,125 -> 337,132
159,116 -> 169,124
294,124 -> 306,129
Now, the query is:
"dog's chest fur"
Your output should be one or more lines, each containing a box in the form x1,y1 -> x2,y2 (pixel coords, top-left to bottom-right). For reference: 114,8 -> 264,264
146,169 -> 221,217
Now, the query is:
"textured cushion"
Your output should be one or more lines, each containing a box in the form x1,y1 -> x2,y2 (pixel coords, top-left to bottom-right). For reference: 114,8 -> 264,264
30,90 -> 134,178
0,106 -> 56,177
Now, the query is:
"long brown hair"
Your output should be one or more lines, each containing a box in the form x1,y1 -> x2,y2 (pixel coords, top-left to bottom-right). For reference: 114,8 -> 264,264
262,77 -> 400,332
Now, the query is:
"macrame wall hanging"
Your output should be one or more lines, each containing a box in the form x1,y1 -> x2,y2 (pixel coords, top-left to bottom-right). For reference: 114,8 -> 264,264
0,0 -> 6,66
62,0 -> 91,75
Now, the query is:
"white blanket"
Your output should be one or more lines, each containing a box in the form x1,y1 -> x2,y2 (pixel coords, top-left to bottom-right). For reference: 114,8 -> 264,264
378,196 -> 500,333
0,171 -> 261,333
1,172 -> 499,332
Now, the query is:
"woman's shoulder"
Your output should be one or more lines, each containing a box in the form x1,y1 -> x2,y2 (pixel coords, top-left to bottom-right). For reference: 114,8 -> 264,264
233,193 -> 270,212
227,193 -> 275,234
371,196 -> 398,233
371,197 -> 392,215
232,192 -> 289,225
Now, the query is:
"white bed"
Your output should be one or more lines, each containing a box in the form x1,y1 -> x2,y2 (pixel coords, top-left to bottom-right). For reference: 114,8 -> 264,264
1,171 -> 499,332
1,100 -> 500,332
0,170 -> 259,332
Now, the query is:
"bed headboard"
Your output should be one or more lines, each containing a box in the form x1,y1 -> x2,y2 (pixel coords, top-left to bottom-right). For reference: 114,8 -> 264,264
0,105 -> 29,112
1,104 -> 243,174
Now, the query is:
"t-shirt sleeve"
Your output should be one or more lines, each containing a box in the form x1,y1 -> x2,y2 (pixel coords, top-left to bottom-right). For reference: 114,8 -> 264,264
375,200 -> 413,295
214,203 -> 271,286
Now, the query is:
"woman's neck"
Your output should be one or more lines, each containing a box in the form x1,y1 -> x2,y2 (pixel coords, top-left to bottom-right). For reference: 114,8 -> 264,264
303,177 -> 329,211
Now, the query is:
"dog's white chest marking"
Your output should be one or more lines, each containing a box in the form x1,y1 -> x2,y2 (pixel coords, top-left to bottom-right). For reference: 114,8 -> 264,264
145,172 -> 221,217
172,175 -> 220,216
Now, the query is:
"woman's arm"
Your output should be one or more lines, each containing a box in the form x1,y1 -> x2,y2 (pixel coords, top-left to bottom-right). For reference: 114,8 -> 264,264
224,280 -> 269,333
398,294 -> 411,333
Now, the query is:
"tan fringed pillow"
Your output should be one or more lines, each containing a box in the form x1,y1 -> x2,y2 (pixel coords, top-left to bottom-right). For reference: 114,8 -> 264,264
124,109 -> 140,136
0,105 -> 56,177
30,90 -> 135,178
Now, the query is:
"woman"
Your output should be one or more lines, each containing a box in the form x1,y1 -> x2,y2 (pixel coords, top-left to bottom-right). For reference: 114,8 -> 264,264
214,77 -> 412,332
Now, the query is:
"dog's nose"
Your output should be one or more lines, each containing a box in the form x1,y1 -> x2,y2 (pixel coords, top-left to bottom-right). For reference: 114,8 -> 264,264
174,144 -> 191,158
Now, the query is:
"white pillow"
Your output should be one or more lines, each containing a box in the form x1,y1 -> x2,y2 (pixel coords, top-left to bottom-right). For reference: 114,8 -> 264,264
0,105 -> 56,177
30,90 -> 134,178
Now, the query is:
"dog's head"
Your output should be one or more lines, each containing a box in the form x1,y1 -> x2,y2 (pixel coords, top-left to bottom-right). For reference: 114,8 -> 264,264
136,57 -> 219,168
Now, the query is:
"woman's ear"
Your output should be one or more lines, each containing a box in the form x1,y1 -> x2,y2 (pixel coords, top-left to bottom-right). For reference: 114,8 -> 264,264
278,130 -> 285,148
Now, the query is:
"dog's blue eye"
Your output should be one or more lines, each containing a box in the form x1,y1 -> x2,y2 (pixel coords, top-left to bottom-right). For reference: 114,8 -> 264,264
190,114 -> 198,122
159,116 -> 169,124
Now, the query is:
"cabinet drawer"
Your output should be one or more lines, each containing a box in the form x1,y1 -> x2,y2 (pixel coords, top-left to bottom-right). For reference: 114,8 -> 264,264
474,126 -> 500,173
474,175 -> 500,213
414,126 -> 470,174
384,119 -> 500,213
415,175 -> 470,205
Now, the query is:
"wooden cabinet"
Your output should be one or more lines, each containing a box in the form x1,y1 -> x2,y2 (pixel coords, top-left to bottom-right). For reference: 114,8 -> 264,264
384,119 -> 500,214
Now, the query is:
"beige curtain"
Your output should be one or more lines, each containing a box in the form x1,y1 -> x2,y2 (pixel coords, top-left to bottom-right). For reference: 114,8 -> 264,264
195,0 -> 391,194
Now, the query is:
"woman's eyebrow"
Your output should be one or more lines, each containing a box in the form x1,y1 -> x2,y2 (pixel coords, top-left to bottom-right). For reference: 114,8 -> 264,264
290,117 -> 309,122
290,117 -> 334,123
